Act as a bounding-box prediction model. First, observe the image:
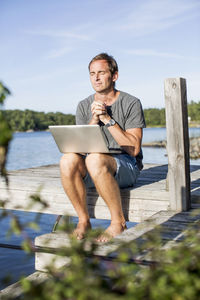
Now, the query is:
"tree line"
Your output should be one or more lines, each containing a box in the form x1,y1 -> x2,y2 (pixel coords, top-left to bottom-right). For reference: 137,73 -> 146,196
144,100 -> 200,126
4,110 -> 75,131
3,100 -> 200,131
187,100 -> 200,122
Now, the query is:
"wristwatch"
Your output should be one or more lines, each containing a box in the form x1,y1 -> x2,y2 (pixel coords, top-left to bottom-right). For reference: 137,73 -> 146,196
105,119 -> 116,127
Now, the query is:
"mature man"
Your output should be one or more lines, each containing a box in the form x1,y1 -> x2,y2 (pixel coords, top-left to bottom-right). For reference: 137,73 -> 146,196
60,53 -> 145,242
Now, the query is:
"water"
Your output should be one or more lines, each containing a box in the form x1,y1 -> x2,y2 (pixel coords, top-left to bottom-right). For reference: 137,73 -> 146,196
0,212 -> 57,286
6,127 -> 200,171
6,131 -> 62,171
142,127 -> 200,165
1,128 -> 200,289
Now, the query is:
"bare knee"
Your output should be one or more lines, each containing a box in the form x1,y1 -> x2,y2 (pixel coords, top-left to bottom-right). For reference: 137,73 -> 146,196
60,153 -> 86,178
85,153 -> 116,179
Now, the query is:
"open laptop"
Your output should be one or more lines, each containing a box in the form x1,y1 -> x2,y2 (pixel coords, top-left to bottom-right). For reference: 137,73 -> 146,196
49,125 -> 121,154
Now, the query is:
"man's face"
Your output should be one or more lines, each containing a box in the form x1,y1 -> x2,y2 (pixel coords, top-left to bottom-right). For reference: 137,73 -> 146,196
89,60 -> 118,93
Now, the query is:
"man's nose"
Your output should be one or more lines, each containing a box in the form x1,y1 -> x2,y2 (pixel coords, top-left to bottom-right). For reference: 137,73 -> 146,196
95,73 -> 100,80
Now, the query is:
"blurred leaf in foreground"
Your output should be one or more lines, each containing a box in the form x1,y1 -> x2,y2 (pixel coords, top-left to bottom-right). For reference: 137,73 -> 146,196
0,82 -> 12,183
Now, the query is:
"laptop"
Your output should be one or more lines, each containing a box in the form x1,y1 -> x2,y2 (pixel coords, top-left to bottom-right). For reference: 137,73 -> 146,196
49,125 -> 121,154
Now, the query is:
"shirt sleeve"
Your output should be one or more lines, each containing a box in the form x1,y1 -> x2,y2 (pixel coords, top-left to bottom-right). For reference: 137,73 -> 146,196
125,99 -> 146,130
76,101 -> 87,125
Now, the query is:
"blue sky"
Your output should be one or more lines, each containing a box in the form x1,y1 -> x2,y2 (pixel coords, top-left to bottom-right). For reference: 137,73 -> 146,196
1,0 -> 200,114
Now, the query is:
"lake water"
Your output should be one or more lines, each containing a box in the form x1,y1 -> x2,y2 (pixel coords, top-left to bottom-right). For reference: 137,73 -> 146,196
1,127 -> 200,289
6,127 -> 200,170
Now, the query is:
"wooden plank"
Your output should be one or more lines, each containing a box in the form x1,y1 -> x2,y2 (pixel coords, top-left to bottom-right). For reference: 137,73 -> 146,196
164,78 -> 191,211
1,188 -> 170,222
0,272 -> 49,298
2,174 -> 169,193
34,210 -> 177,270
1,163 -> 199,222
161,220 -> 190,231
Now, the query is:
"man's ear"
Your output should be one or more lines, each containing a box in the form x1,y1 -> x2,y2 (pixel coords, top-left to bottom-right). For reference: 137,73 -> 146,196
112,71 -> 118,82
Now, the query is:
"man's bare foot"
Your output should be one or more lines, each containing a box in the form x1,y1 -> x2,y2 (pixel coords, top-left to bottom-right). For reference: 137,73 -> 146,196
72,221 -> 91,240
96,222 -> 127,243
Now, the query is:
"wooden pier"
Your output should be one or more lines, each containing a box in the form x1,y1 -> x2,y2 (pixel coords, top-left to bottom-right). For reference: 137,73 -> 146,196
0,163 -> 199,223
0,78 -> 200,297
0,160 -> 199,297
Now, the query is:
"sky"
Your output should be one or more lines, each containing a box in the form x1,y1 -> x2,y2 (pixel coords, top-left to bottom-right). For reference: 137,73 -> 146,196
0,0 -> 200,114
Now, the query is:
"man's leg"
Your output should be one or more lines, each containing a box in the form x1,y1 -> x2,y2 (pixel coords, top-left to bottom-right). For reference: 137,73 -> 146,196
60,153 -> 91,239
85,153 -> 126,242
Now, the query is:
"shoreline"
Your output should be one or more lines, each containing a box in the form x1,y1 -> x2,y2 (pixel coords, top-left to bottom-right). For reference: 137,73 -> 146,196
13,124 -> 200,133
142,136 -> 200,159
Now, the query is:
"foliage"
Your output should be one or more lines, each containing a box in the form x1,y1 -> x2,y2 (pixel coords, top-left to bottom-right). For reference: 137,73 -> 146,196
143,100 -> 200,127
1,186 -> 200,300
1,212 -> 200,300
4,100 -> 199,132
188,101 -> 200,122
144,108 -> 166,127
0,82 -> 12,181
0,82 -> 10,105
4,110 -> 75,132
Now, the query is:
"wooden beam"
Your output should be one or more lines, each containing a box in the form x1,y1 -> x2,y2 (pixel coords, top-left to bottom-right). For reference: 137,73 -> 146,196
164,78 -> 191,211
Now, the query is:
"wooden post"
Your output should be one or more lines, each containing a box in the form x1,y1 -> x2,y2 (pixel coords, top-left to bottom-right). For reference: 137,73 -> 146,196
164,78 -> 191,211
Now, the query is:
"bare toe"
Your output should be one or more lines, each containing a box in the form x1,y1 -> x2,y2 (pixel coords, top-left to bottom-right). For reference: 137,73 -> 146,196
72,221 -> 91,240
96,222 -> 127,243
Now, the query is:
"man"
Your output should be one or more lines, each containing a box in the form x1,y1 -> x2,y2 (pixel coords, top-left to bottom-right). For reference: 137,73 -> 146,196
60,53 -> 145,242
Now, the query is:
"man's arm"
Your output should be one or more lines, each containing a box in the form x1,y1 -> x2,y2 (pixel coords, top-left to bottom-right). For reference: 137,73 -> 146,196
106,125 -> 142,157
90,101 -> 142,156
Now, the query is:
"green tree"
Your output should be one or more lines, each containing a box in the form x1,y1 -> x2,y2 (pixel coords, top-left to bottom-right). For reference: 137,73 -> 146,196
188,100 -> 200,121
0,82 -> 12,181
4,109 -> 75,131
144,108 -> 166,127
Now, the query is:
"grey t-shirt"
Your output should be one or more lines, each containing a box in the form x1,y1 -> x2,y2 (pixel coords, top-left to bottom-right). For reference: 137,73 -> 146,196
76,91 -> 146,169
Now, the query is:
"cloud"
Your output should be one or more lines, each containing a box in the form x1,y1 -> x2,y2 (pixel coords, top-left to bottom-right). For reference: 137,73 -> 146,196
116,0 -> 200,37
25,29 -> 91,41
12,65 -> 82,85
24,27 -> 92,59
125,49 -> 185,59
45,46 -> 72,59
124,49 -> 200,61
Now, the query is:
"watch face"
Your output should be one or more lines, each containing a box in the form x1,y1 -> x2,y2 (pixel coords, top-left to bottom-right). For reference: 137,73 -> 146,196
106,119 -> 116,127
110,119 -> 115,126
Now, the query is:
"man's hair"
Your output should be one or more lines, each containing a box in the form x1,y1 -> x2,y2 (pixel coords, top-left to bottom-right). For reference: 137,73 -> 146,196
88,53 -> 118,76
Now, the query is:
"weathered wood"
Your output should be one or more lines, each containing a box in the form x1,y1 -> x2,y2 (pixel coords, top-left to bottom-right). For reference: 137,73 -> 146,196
1,164 -> 199,222
164,78 -> 191,211
3,208 -> 200,293
34,210 -> 177,271
0,272 -> 49,298
35,207 -> 200,272
0,164 -> 171,222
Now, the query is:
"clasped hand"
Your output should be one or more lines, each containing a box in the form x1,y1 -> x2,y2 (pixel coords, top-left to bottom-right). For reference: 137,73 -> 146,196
91,101 -> 109,123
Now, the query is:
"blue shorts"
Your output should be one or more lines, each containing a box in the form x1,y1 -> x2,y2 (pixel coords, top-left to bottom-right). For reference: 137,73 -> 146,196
84,154 -> 140,189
